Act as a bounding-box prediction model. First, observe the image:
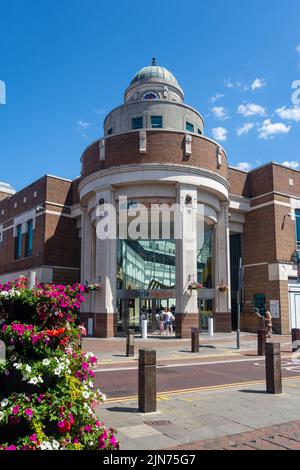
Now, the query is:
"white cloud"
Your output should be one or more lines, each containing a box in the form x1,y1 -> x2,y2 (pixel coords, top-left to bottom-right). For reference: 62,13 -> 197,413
251,78 -> 266,91
281,161 -> 299,169
233,162 -> 252,171
78,120 -> 90,129
238,103 -> 266,117
94,108 -> 106,115
296,44 -> 300,54
212,106 -> 229,120
212,127 -> 228,141
258,119 -> 291,139
211,93 -> 224,103
276,106 -> 300,122
225,79 -> 242,89
237,123 -> 255,136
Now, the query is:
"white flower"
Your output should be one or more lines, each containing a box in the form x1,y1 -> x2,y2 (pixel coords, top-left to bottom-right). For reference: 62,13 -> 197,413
1,399 -> 8,408
0,411 -> 5,421
42,359 -> 50,366
13,363 -> 22,370
25,365 -> 32,373
54,368 -> 62,376
52,440 -> 60,450
28,377 -> 39,385
84,352 -> 94,358
88,381 -> 94,388
82,391 -> 90,399
7,345 -> 15,351
39,441 -> 52,450
99,392 -> 106,402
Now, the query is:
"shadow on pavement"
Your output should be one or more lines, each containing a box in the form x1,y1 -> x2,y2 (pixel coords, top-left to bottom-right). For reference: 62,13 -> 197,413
106,407 -> 139,413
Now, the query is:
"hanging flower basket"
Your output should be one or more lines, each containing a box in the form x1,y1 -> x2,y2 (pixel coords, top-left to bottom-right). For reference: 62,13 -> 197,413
217,283 -> 228,292
188,282 -> 203,291
85,283 -> 102,293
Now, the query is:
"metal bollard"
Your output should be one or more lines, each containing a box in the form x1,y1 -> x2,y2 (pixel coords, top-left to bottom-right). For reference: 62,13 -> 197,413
266,342 -> 282,394
191,327 -> 200,353
292,329 -> 300,353
138,349 -> 156,413
126,329 -> 135,357
257,329 -> 267,356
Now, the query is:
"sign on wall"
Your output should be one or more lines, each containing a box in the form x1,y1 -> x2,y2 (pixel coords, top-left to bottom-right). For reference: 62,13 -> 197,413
270,300 -> 280,319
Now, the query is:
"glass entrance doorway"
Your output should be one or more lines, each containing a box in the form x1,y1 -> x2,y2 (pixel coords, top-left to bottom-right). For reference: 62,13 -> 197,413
116,296 -> 176,334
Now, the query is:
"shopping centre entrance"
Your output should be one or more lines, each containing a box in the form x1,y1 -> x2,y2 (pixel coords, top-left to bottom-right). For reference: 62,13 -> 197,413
116,290 -> 176,334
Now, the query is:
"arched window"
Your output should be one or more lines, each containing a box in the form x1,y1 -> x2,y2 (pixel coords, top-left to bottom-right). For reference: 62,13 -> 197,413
142,92 -> 159,100
254,293 -> 266,315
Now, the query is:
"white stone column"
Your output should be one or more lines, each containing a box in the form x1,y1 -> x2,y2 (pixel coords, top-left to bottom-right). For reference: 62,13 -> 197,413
214,201 -> 231,330
94,188 -> 117,336
175,184 -> 198,337
80,207 -> 92,314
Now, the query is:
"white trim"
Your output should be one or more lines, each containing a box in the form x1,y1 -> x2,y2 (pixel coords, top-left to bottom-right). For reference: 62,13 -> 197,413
244,262 -> 268,268
45,201 -> 71,209
250,200 -> 291,212
43,210 -> 71,218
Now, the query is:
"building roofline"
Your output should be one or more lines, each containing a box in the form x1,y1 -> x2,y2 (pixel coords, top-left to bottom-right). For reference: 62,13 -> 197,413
229,161 -> 300,175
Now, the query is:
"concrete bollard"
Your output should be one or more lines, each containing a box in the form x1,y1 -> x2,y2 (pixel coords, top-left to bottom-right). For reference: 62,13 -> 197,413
257,329 -> 267,356
292,329 -> 300,353
126,329 -> 135,357
191,327 -> 200,353
138,349 -> 156,413
266,342 -> 282,394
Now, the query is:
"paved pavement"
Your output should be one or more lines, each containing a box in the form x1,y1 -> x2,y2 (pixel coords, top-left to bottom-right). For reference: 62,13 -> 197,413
83,332 -> 293,368
96,377 -> 300,450
89,332 -> 300,450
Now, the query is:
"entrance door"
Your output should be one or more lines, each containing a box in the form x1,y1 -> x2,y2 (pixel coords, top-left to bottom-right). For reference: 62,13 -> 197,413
289,293 -> 300,329
289,285 -> 300,330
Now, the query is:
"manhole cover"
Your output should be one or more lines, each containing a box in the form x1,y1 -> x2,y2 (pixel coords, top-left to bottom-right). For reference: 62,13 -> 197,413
144,420 -> 172,426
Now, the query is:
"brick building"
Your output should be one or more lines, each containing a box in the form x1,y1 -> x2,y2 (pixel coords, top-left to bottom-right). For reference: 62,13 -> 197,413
1,61 -> 299,337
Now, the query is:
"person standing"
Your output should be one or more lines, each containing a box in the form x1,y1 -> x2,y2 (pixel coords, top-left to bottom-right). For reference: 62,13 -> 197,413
265,309 -> 273,338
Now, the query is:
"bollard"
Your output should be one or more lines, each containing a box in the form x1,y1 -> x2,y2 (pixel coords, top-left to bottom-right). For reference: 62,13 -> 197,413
126,329 -> 135,357
138,349 -> 156,413
191,327 -> 200,353
28,271 -> 37,289
257,329 -> 267,356
266,342 -> 282,394
292,329 -> 300,353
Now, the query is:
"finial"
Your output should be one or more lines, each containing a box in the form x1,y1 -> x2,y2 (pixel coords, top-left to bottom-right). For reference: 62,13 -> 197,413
152,57 -> 157,66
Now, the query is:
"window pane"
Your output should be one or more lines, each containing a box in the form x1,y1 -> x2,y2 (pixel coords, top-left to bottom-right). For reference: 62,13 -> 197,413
26,220 -> 33,257
186,122 -> 194,133
107,127 -> 113,135
296,211 -> 300,247
132,117 -> 143,129
151,116 -> 163,128
15,225 -> 22,260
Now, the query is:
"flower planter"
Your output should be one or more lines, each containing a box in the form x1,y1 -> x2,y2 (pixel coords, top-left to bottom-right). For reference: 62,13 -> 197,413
0,418 -> 30,443
6,301 -> 36,323
0,369 -> 60,399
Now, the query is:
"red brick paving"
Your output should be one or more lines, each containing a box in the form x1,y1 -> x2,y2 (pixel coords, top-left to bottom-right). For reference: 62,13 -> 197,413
169,420 -> 300,450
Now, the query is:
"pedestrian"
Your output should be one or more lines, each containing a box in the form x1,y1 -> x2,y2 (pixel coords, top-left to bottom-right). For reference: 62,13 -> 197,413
265,309 -> 273,338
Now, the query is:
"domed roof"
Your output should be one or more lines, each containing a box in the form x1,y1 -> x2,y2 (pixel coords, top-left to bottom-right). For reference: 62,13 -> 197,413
130,59 -> 178,86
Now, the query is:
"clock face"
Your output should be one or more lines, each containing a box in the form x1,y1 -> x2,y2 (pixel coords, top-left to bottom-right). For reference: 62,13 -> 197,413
142,91 -> 159,100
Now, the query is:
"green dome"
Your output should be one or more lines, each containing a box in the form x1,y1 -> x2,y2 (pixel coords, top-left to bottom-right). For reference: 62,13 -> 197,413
130,64 -> 178,86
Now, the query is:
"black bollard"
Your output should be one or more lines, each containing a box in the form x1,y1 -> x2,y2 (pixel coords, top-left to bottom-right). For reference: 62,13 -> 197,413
257,329 -> 267,356
292,329 -> 300,353
191,327 -> 200,353
126,329 -> 135,357
138,349 -> 156,413
266,342 -> 282,394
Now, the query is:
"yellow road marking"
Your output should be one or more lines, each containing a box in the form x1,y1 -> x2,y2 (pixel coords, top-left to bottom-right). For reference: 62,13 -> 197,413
105,375 -> 300,404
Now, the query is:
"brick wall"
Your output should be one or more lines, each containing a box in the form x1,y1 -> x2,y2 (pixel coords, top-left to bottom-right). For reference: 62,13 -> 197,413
81,131 -> 228,180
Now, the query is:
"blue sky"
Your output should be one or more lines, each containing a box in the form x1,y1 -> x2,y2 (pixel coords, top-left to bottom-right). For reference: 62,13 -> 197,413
0,0 -> 300,190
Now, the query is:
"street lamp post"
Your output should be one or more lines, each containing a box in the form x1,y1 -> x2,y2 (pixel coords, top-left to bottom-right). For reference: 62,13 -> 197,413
236,257 -> 243,350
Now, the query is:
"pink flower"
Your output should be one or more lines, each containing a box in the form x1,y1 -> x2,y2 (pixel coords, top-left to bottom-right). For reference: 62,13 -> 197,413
12,405 -> 20,415
5,445 -> 17,451
29,434 -> 37,442
84,425 -> 92,433
82,362 -> 89,370
110,435 -> 118,448
24,408 -> 33,419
